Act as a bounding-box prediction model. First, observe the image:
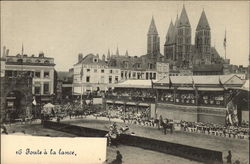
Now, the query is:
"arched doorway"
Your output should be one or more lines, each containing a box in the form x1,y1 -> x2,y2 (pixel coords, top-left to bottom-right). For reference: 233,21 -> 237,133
5,90 -> 26,121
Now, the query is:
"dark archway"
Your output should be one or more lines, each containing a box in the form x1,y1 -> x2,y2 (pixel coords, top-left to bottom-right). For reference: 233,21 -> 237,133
5,90 -> 26,121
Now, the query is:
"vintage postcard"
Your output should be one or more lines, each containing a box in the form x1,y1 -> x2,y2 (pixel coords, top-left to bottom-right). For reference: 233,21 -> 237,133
1,1 -> 249,164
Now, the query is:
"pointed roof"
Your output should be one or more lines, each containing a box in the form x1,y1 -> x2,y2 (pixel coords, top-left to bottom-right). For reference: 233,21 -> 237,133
125,50 -> 128,57
148,16 -> 158,35
116,47 -> 119,56
165,20 -> 175,44
196,10 -> 210,31
177,5 -> 191,27
173,14 -> 179,42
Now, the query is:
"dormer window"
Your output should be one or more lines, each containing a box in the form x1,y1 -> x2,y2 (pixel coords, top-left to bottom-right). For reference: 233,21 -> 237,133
93,58 -> 98,63
44,60 -> 50,64
17,59 -> 23,63
35,59 -> 41,63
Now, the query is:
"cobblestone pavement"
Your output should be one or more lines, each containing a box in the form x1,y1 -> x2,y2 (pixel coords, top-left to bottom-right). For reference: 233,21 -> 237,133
59,116 -> 249,164
3,123 -> 201,164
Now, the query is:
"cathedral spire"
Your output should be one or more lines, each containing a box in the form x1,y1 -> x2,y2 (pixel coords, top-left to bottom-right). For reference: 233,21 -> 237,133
196,9 -> 210,31
116,46 -> 119,56
107,49 -> 111,60
125,50 -> 128,57
148,16 -> 158,35
165,20 -> 175,44
177,5 -> 191,27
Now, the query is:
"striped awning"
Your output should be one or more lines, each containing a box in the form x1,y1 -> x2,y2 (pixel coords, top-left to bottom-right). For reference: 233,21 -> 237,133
126,102 -> 136,105
177,87 -> 194,90
115,101 -> 124,104
138,103 -> 149,106
197,88 -> 224,91
106,100 -> 113,103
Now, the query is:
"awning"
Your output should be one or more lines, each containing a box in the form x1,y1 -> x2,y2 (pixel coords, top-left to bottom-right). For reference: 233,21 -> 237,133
126,102 -> 136,105
197,88 -> 224,91
138,103 -> 149,106
115,101 -> 124,104
106,100 -> 113,103
177,87 -> 194,90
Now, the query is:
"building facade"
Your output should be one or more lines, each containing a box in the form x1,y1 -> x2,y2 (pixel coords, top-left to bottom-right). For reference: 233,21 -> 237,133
4,51 -> 55,103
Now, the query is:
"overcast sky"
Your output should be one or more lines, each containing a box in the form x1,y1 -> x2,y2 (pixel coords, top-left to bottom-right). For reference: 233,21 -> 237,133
1,1 -> 249,71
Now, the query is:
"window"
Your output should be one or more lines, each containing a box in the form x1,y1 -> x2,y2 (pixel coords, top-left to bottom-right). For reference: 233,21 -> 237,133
44,71 -> 49,78
87,69 -> 90,72
35,71 -> 41,78
121,71 -> 124,78
35,59 -> 40,63
110,70 -> 113,74
109,76 -> 112,83
132,72 -> 136,77
35,86 -> 41,94
101,76 -> 105,83
86,76 -> 90,82
115,76 -> 118,83
43,83 -> 49,95
101,69 -> 104,73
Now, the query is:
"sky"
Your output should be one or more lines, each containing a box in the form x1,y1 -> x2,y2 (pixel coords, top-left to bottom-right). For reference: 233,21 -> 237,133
1,1 -> 249,71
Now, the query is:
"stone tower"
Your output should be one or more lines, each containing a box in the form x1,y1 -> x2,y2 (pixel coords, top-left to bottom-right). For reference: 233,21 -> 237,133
164,20 -> 175,60
147,16 -> 160,58
195,9 -> 211,64
176,5 -> 192,63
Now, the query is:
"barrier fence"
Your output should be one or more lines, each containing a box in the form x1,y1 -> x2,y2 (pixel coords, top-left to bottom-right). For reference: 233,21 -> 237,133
43,121 -> 223,164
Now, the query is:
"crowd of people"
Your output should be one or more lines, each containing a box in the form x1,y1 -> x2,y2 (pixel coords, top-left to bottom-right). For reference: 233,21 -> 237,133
180,120 -> 249,140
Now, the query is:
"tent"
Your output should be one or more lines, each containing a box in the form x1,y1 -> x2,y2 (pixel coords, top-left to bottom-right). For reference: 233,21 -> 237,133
42,103 -> 55,114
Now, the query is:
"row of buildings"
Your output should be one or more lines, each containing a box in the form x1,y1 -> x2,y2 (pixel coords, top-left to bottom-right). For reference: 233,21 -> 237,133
0,6 -> 249,122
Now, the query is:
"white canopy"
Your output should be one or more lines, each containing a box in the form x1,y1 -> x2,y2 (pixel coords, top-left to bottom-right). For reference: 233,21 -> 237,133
241,80 -> 249,91
116,80 -> 157,88
43,103 -> 54,108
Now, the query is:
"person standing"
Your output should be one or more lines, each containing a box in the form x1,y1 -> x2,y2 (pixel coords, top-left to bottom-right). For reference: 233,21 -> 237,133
227,150 -> 232,163
110,151 -> 123,164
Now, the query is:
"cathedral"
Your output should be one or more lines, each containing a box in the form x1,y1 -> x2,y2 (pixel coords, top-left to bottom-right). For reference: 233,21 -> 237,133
162,5 -> 225,68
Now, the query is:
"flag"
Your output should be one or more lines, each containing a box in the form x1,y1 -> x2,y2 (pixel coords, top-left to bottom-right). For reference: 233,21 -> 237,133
32,98 -> 37,106
219,76 -> 225,90
191,77 -> 195,89
169,77 -> 172,89
80,63 -> 83,81
151,78 -> 154,89
223,30 -> 227,49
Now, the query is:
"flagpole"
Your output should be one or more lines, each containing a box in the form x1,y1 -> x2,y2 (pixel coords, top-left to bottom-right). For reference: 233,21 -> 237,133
224,30 -> 227,60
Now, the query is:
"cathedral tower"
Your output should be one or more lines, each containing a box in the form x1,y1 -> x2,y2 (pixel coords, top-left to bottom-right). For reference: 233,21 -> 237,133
147,17 -> 160,58
164,20 -> 175,60
195,9 -> 211,64
176,5 -> 192,64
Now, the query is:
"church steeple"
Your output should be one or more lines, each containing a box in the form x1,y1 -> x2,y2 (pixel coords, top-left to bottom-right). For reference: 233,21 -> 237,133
176,5 -> 192,63
177,5 -> 191,27
107,49 -> 111,60
195,9 -> 211,64
125,50 -> 129,57
165,20 -> 175,44
147,16 -> 160,58
196,10 -> 210,31
148,16 -> 158,35
116,46 -> 119,56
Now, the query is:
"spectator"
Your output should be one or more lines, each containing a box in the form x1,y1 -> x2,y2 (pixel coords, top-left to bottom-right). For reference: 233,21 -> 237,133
227,150 -> 232,164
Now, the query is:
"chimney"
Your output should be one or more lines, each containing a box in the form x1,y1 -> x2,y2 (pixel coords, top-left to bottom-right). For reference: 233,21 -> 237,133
78,53 -> 83,62
39,52 -> 44,58
6,49 -> 9,56
102,54 -> 106,61
2,46 -> 6,58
